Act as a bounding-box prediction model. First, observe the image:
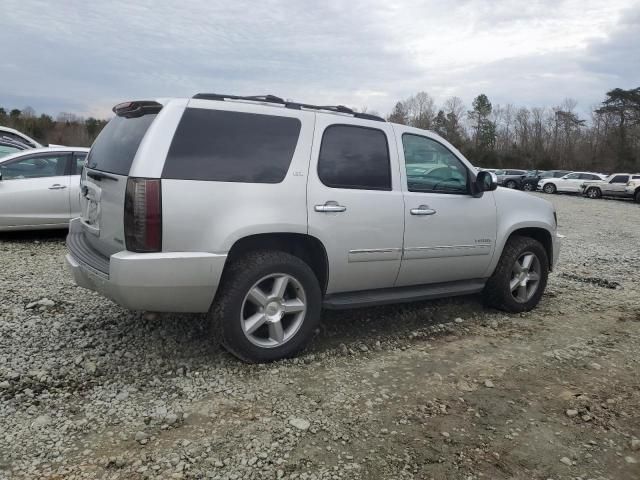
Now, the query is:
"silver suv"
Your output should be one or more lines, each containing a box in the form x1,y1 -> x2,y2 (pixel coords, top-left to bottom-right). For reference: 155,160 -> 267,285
66,94 -> 561,362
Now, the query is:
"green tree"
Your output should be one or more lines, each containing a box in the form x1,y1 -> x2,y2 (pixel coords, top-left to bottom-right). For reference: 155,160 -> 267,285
387,101 -> 409,124
468,94 -> 496,152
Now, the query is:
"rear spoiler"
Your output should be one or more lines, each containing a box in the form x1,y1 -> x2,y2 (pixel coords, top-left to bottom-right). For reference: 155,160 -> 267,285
113,101 -> 162,118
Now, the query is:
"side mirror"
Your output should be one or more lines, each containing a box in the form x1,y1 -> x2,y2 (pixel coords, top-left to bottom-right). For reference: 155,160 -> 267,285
473,170 -> 497,196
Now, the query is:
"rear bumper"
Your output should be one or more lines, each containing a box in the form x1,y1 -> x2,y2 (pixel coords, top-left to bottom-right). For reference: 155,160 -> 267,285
66,222 -> 227,313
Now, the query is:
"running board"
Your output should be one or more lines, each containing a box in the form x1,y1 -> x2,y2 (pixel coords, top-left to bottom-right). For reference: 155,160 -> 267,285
322,279 -> 486,310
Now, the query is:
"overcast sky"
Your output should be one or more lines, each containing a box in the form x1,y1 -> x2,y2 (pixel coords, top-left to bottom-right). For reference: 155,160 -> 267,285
1,0 -> 639,118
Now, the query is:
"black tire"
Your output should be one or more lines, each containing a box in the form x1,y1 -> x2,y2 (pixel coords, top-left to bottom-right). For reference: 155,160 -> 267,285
543,183 -> 556,194
484,236 -> 549,313
505,180 -> 517,189
635,189 -> 640,204
210,250 -> 321,363
522,182 -> 534,191
586,187 -> 601,199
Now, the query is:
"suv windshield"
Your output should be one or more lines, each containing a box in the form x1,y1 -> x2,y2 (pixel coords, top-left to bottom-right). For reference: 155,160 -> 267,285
87,114 -> 157,175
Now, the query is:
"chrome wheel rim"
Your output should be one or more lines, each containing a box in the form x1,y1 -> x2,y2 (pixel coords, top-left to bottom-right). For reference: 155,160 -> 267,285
587,188 -> 598,198
240,273 -> 306,348
544,184 -> 554,193
509,252 -> 541,303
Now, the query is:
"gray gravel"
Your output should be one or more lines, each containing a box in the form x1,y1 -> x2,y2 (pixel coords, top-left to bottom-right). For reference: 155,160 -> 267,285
1,193 -> 639,480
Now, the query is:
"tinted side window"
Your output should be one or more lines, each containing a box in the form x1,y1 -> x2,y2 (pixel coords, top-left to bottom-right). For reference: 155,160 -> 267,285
88,114 -> 157,175
317,125 -> 391,190
163,109 -> 301,183
0,154 -> 69,180
402,134 -> 468,193
610,175 -> 628,183
578,173 -> 592,180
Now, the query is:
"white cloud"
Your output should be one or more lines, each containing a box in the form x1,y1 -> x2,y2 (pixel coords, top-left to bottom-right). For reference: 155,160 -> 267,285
0,0 -> 638,117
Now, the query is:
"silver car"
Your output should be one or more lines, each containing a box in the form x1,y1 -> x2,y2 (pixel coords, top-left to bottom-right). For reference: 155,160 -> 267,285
0,147 -> 89,230
66,95 -> 561,362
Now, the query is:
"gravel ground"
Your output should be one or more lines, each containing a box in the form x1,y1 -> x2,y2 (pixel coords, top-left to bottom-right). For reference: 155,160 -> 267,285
1,193 -> 639,480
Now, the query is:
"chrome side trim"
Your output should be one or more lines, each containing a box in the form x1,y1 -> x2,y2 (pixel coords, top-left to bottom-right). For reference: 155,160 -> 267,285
403,244 -> 492,260
348,247 -> 402,263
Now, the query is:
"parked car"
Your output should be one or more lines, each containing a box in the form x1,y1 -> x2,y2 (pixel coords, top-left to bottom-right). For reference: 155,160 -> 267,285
0,126 -> 42,148
494,169 -> 528,189
0,138 -> 31,158
538,171 -> 605,194
66,94 -> 561,362
581,173 -> 640,201
521,170 -> 571,191
0,147 -> 89,230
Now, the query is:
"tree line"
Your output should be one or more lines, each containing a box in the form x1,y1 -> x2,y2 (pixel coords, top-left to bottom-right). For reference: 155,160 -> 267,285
384,87 -> 640,173
2,86 -> 639,173
0,107 -> 107,147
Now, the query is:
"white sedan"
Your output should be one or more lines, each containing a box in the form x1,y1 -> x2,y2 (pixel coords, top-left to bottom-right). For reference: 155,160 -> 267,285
0,147 -> 89,230
538,171 -> 605,194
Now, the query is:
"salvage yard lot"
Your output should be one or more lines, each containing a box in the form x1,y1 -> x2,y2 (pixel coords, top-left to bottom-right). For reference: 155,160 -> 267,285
1,193 -> 639,480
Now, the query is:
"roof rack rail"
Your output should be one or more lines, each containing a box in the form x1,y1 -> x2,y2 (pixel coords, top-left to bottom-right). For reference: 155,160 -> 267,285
192,93 -> 386,122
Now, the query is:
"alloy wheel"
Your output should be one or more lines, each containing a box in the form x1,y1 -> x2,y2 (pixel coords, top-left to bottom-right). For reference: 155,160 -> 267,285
523,183 -> 533,191
587,188 -> 600,199
509,252 -> 541,303
240,273 -> 307,348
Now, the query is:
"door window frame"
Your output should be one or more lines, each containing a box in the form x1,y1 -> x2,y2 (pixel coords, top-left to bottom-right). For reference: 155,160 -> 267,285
317,123 -> 393,191
400,132 -> 471,195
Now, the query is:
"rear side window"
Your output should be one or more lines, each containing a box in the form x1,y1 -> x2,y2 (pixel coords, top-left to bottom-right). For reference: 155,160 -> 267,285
87,114 -> 157,175
162,109 -> 301,183
318,125 -> 391,190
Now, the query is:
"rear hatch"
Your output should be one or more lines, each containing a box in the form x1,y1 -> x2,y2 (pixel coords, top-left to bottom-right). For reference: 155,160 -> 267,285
79,102 -> 161,257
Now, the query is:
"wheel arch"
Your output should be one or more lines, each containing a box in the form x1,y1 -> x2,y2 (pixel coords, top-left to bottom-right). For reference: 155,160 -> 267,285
504,227 -> 554,271
225,232 -> 329,294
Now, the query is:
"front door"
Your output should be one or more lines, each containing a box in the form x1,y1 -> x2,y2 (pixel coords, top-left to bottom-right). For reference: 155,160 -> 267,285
602,174 -> 630,196
307,117 -> 405,294
0,152 -> 72,227
393,129 -> 497,287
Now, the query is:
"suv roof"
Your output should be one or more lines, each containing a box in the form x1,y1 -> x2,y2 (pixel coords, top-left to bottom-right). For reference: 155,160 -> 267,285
192,93 -> 386,122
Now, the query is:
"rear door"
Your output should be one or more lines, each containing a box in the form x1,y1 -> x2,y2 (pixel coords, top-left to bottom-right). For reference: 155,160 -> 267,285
307,117 -> 404,294
603,175 -> 629,196
80,109 -> 162,256
0,152 -> 71,227
557,172 -> 582,192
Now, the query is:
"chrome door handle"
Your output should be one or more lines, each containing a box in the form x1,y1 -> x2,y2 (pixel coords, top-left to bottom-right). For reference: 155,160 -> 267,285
49,184 -> 67,190
315,201 -> 346,213
410,205 -> 436,215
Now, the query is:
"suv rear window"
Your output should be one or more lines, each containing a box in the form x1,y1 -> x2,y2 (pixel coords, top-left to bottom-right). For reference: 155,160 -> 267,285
87,114 -> 157,175
162,109 -> 301,183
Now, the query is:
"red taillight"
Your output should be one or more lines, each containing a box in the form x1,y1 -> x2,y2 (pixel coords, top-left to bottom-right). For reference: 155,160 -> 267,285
124,178 -> 162,252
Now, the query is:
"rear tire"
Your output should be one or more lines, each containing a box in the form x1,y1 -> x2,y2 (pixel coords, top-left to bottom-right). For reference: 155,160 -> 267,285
543,183 -> 556,194
210,250 -> 321,363
505,180 -> 517,189
635,190 -> 640,204
586,187 -> 601,199
484,236 -> 549,313
522,182 -> 534,191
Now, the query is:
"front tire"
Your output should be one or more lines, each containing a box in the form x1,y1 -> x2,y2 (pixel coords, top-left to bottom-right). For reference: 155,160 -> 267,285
505,180 -> 517,189
484,236 -> 549,313
523,182 -> 534,191
635,190 -> 640,204
586,187 -> 601,199
543,183 -> 557,194
210,251 -> 321,363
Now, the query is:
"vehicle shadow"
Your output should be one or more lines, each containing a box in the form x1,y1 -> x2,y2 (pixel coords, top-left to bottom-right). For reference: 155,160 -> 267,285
0,229 -> 67,243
